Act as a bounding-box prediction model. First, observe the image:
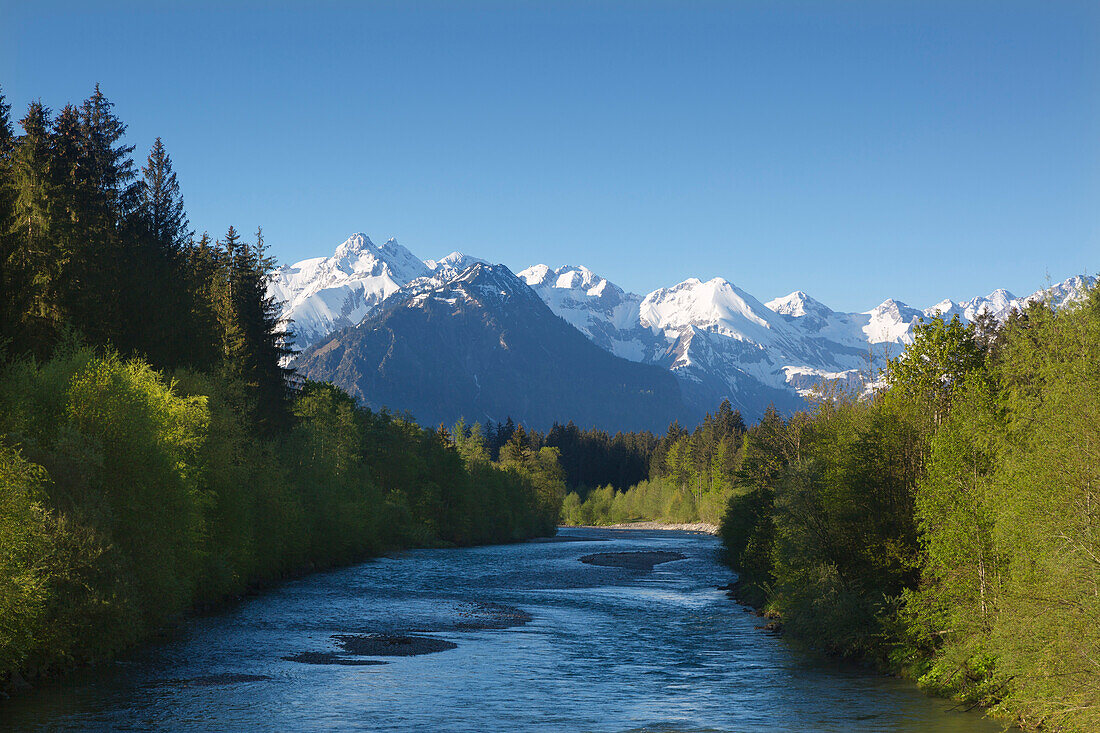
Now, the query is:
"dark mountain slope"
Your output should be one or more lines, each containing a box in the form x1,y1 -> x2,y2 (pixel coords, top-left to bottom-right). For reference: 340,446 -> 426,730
295,264 -> 689,432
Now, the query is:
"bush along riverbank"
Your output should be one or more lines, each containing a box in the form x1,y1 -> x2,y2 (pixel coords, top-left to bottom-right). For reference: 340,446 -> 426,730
0,85 -> 562,695
718,290 -> 1100,732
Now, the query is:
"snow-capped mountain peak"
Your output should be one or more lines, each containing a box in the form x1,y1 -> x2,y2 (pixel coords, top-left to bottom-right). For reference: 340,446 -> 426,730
332,231 -> 372,255
640,277 -> 777,338
425,251 -> 486,272
321,233 -> 430,282
518,263 -> 644,359
766,290 -> 833,318
519,264 -> 619,299
923,287 -> 1019,322
400,262 -> 544,314
269,232 -> 431,347
863,298 -> 924,344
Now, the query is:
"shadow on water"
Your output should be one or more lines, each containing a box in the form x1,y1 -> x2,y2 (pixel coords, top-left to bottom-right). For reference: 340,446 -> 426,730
0,527 -> 1005,732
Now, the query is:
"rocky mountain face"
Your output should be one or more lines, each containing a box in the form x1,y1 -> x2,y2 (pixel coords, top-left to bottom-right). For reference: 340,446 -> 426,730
277,232 -> 1095,425
293,263 -> 689,432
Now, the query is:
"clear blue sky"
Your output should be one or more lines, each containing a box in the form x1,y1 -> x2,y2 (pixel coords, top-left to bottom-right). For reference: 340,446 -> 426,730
3,1 -> 1097,311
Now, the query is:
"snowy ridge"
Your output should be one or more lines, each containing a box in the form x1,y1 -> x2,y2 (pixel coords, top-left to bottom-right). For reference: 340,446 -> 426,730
270,233 -> 430,347
425,251 -> 488,279
765,290 -> 833,319
518,264 -> 649,360
400,262 -> 540,312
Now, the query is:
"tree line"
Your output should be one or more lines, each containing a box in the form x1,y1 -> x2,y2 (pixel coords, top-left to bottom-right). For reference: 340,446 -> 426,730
0,86 -> 562,691
559,400 -> 748,525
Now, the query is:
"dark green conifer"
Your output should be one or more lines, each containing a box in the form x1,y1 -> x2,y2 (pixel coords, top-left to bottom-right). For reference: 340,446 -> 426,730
4,102 -> 62,353
138,137 -> 190,251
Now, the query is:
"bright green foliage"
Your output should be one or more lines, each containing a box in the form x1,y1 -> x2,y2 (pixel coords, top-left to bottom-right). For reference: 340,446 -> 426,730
289,382 -> 380,562
911,294 -> 1100,730
715,395 -> 923,660
0,346 -> 208,672
0,446 -> 53,677
560,400 -> 747,528
771,398 -> 922,661
0,350 -> 557,686
885,315 -> 986,427
719,405 -> 792,605
560,475 -> 727,526
902,377 -> 1004,703
497,427 -> 567,534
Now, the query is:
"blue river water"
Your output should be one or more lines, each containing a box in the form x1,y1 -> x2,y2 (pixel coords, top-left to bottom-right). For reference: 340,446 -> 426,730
0,527 -> 1002,732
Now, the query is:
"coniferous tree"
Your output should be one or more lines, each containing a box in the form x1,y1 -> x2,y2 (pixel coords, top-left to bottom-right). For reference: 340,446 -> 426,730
129,137 -> 194,368
181,231 -> 225,371
4,102 -> 62,353
0,87 -> 16,354
78,84 -> 139,222
138,137 -> 189,250
0,86 -> 11,155
66,85 -> 141,346
500,416 -> 516,448
214,225 -> 294,432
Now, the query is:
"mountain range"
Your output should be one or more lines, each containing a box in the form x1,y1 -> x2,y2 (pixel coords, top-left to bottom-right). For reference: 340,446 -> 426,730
276,233 -> 1094,430
294,262 -> 686,431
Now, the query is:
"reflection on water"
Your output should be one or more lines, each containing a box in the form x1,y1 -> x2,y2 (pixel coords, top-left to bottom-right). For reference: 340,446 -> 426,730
0,528 -> 1002,732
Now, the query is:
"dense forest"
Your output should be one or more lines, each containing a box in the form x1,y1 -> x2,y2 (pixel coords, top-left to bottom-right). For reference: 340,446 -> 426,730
0,86 -> 562,691
477,418 -> 658,492
717,306 -> 1100,731
470,401 -> 746,527
559,402 -> 747,526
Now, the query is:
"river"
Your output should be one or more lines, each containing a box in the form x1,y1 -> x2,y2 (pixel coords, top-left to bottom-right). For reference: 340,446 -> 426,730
1,527 -> 1002,732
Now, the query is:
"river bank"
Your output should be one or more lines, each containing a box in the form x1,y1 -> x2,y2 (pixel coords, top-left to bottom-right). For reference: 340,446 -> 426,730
566,521 -> 719,534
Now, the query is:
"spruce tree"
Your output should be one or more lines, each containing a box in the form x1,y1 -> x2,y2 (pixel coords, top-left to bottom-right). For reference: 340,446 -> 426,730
0,86 -> 12,155
0,87 -> 15,354
137,137 -> 189,251
78,84 -> 139,221
4,102 -> 62,353
49,104 -> 89,335
182,231 -> 224,370
129,137 -> 193,368
67,85 -> 140,347
215,225 -> 293,432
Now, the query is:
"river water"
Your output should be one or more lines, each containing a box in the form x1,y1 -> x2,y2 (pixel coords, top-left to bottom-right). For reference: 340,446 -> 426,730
1,528 -> 1001,732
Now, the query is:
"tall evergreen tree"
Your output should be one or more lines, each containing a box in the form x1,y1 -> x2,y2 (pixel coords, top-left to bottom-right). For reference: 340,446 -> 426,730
126,137 -> 194,368
181,231 -> 224,370
4,102 -> 62,353
215,225 -> 294,432
78,84 -> 139,222
0,86 -> 12,155
64,85 -> 141,346
137,137 -> 189,250
0,87 -> 15,355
